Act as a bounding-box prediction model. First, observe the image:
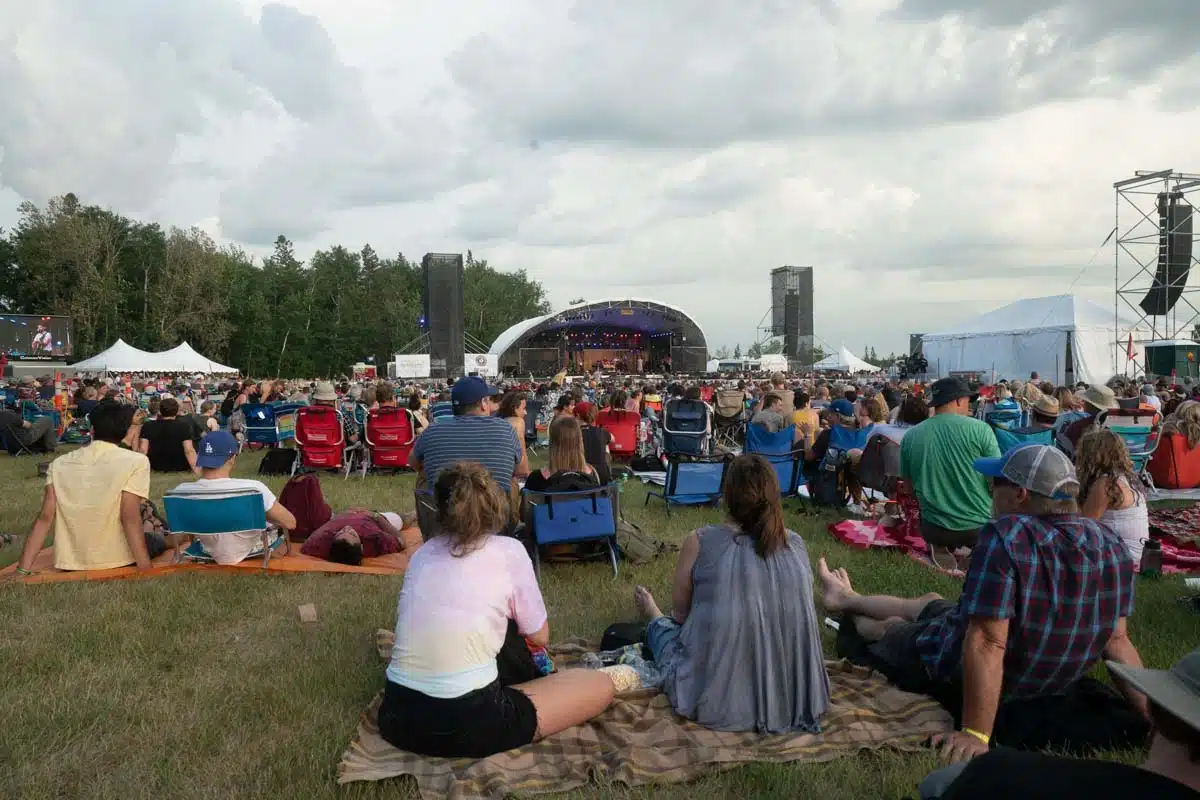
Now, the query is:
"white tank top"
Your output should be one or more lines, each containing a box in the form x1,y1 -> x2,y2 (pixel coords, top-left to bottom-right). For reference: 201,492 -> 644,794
1100,476 -> 1148,564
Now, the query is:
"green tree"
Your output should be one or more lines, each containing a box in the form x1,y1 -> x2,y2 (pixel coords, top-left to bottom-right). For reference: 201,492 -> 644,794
733,344 -> 742,359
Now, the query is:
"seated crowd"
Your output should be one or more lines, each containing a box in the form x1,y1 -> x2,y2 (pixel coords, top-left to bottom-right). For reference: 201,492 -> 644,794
6,367 -> 1198,799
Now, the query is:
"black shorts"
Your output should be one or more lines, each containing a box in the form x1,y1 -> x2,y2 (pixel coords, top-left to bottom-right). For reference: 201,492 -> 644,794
867,598 -> 960,697
919,519 -> 981,550
377,678 -> 538,759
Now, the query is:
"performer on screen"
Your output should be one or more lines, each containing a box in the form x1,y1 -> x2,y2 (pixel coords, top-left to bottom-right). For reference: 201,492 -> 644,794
31,323 -> 53,354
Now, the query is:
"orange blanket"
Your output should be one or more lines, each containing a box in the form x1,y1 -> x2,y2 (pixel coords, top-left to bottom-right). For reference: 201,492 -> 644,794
1,528 -> 422,585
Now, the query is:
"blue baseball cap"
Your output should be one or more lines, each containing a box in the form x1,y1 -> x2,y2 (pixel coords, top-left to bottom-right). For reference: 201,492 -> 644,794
830,399 -> 855,417
450,375 -> 500,410
196,430 -> 240,468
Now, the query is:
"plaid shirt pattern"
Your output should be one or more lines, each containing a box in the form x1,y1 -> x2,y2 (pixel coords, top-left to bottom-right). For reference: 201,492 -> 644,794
917,513 -> 1135,698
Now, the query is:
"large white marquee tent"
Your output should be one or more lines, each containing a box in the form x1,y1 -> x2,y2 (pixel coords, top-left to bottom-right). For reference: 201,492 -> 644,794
72,339 -> 238,374
920,294 -> 1147,386
812,346 -> 879,373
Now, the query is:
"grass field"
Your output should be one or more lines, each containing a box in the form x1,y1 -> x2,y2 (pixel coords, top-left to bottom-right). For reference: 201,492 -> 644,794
0,446 -> 1195,799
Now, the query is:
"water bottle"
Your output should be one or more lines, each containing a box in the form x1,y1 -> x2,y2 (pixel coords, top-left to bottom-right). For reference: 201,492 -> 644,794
1139,539 -> 1162,578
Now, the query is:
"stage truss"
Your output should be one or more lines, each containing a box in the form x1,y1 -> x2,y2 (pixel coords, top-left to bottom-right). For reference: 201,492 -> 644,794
1115,169 -> 1200,375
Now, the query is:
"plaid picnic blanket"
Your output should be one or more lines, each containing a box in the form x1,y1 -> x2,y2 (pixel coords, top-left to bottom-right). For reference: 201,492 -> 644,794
340,632 -> 952,798
1147,506 -> 1200,573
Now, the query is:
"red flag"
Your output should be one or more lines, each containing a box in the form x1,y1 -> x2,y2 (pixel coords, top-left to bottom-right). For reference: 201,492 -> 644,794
1126,333 -> 1135,361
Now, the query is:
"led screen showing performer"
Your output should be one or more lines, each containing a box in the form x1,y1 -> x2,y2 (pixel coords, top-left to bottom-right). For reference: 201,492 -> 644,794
0,315 -> 73,360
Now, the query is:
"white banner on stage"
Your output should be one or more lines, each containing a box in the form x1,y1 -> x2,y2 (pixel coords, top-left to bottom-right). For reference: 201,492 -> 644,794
465,353 -> 499,377
393,354 -> 431,378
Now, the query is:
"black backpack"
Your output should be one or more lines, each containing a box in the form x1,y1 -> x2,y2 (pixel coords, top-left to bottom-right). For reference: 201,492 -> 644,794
258,448 -> 297,476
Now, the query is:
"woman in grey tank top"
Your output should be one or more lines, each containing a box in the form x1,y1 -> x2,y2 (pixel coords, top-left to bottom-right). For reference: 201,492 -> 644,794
634,454 -> 830,733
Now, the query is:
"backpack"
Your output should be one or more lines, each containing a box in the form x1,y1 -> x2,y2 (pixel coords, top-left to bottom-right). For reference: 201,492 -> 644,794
259,448 -> 297,476
277,473 -> 332,542
616,518 -> 676,564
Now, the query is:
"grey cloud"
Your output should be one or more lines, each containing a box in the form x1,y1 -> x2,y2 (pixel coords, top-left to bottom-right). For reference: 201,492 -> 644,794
445,0 -> 1132,150
0,0 -> 474,244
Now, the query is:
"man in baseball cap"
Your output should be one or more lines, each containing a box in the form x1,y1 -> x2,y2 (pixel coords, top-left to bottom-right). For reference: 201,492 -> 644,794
819,440 -> 1144,765
167,431 -> 297,564
409,375 -> 526,491
921,646 -> 1200,797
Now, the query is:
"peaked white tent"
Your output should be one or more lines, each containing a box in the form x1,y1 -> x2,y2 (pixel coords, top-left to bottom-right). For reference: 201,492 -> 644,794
813,347 -> 879,373
153,342 -> 238,374
70,339 -> 160,373
920,294 -> 1148,386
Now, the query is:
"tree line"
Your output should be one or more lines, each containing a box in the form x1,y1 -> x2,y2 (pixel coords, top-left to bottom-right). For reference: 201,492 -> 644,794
0,194 -> 551,377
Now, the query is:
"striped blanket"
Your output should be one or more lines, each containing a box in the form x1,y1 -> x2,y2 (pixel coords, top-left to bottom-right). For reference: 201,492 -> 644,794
339,634 -> 952,798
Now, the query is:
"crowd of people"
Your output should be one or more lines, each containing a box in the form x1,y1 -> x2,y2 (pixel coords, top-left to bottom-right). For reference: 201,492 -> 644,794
3,366 -> 1198,798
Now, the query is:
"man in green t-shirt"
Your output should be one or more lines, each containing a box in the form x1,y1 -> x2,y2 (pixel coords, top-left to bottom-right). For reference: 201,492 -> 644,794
900,377 -> 1000,569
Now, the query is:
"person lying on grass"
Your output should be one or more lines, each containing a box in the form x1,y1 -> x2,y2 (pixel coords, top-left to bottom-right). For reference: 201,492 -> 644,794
300,509 -> 420,565
14,399 -> 178,576
633,453 -> 830,734
378,460 -> 614,759
168,431 -> 297,565
819,443 -> 1147,764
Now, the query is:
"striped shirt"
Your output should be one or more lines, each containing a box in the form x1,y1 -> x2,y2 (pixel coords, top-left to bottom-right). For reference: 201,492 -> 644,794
429,401 -> 454,422
412,414 -> 523,487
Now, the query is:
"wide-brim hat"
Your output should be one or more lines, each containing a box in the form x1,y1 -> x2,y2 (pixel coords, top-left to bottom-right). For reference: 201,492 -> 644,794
312,381 -> 337,401
1108,648 -> 1200,736
1032,395 -> 1061,418
1080,384 -> 1118,412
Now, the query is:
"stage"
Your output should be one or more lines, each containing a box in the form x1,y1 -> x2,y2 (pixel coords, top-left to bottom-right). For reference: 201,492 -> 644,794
488,298 -> 708,376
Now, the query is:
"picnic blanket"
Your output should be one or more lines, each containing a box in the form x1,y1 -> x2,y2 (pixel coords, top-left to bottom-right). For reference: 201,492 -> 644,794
0,528 -> 422,584
1147,506 -> 1200,573
339,634 -> 952,798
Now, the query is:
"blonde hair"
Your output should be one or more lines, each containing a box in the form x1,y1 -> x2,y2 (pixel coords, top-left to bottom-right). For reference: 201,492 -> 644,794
548,416 -> 589,474
1164,400 -> 1200,450
433,462 -> 509,556
866,396 -> 887,424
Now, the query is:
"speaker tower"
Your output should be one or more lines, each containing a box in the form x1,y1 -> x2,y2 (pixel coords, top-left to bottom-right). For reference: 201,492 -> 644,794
422,253 -> 465,380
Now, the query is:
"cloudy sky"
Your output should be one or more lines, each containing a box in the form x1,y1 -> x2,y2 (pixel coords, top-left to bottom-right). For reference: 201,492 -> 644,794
2,0 -> 1198,355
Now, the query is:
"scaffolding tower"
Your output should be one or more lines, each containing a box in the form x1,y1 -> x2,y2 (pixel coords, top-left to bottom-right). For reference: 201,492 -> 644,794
1114,170 -> 1200,374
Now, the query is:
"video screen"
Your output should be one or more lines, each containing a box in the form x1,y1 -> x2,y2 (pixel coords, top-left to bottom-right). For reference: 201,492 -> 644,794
0,315 -> 73,360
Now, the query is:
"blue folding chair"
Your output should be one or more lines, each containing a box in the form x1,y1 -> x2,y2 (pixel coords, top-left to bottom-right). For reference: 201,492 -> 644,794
662,398 -> 710,456
745,424 -> 801,496
645,455 -> 729,515
162,488 -> 285,567
985,407 -> 1025,432
1097,409 -> 1161,476
993,426 -> 1054,454
524,485 -> 619,578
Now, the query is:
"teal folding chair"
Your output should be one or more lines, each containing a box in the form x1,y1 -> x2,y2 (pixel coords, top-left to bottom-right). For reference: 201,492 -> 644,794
162,488 -> 285,567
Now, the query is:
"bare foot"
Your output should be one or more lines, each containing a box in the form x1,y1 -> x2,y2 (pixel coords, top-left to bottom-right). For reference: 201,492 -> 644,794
634,585 -> 663,621
818,557 -> 857,613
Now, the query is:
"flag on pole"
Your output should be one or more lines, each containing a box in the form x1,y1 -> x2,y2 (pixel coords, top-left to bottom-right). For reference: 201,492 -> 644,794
1126,332 -> 1135,361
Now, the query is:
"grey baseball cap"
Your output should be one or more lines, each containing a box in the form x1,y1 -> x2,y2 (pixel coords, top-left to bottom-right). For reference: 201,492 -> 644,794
974,443 -> 1080,500
1108,647 -> 1200,735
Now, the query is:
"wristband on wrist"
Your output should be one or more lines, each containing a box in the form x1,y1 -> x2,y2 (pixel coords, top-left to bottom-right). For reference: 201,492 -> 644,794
962,727 -> 990,745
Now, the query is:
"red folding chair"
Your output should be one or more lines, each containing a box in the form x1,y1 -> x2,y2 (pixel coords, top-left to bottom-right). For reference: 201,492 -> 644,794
596,408 -> 640,462
359,407 -> 417,477
293,406 -> 352,478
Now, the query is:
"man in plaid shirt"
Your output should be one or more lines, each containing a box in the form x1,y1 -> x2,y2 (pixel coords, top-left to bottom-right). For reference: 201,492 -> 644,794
820,444 -> 1147,763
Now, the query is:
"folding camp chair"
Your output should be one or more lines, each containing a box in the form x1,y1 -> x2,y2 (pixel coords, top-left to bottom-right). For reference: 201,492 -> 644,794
413,488 -> 439,542
984,407 -> 1025,432
596,408 -> 640,462
293,405 -> 354,478
662,398 -> 710,456
1097,408 -> 1161,477
645,454 -> 729,515
993,426 -> 1055,454
712,389 -> 746,450
359,406 -> 417,476
162,487 -> 286,568
1,423 -> 37,456
524,484 -> 619,578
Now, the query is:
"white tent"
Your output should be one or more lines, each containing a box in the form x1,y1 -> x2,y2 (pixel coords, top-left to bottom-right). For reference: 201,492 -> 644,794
153,342 -> 238,374
813,346 -> 879,373
920,294 -> 1148,386
71,339 -> 161,373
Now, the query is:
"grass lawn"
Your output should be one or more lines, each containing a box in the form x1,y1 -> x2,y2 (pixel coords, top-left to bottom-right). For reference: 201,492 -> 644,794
0,446 -> 1195,799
